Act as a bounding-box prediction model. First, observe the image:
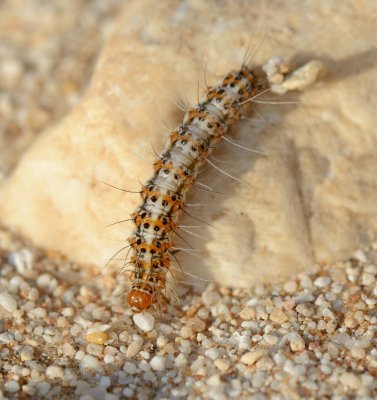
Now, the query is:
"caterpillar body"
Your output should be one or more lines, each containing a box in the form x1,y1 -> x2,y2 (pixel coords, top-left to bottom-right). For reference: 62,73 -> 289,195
108,51 -> 324,313
126,63 -> 269,312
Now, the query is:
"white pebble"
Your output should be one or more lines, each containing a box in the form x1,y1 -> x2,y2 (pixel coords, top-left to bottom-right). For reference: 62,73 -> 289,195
36,381 -> 51,396
8,249 -> 33,275
202,290 -> 221,306
36,273 -> 52,288
362,273 -> 375,286
63,343 -> 76,357
180,326 -> 193,339
283,281 -> 297,293
80,354 -> 99,369
350,347 -> 365,359
173,354 -> 187,370
205,348 -> 220,361
0,292 -> 17,312
240,350 -> 266,366
119,331 -> 130,342
123,362 -> 137,374
99,376 -> 111,388
263,334 -> 278,345
314,276 -> 331,287
5,380 -> 20,393
288,332 -> 305,352
46,365 -> 64,379
158,323 -> 173,335
150,355 -> 166,371
353,249 -> 367,262
126,339 -> 143,358
86,343 -> 103,356
133,312 -> 155,332
104,353 -> 115,364
339,372 -> 361,389
207,374 -> 221,386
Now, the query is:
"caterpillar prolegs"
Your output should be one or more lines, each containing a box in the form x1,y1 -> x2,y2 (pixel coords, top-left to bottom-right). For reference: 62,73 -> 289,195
124,57 -> 322,313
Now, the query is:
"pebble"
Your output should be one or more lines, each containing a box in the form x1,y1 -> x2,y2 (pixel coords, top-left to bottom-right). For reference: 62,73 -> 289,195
283,281 -> 298,293
80,355 -> 99,370
5,380 -> 21,393
202,290 -> 221,306
240,306 -> 256,320
126,339 -> 143,358
288,332 -> 305,352
86,344 -> 103,356
263,334 -> 278,345
314,276 -> 331,287
104,353 -> 115,364
339,372 -> 362,389
180,326 -> 193,338
123,362 -> 137,374
0,292 -> 18,312
350,347 -> 366,359
36,273 -> 53,288
150,355 -> 166,371
133,312 -> 155,332
205,348 -> 220,361
240,350 -> 266,366
269,309 -> 288,324
85,331 -> 108,345
214,358 -> 231,373
46,365 -> 64,379
63,343 -> 76,357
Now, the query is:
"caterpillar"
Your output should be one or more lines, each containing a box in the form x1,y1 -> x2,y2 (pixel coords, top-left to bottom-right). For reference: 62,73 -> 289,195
124,56 -> 323,313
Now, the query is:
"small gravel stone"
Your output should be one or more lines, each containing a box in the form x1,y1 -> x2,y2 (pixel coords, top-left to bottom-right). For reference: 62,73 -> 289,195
36,273 -> 53,288
123,362 -> 137,374
99,376 -> 111,388
150,355 -> 166,371
339,372 -> 362,389
133,312 -> 155,332
126,339 -> 143,358
5,380 -> 20,393
104,353 -> 115,363
205,348 -> 220,360
85,331 -> 108,345
86,343 -> 103,356
63,343 -> 76,357
314,276 -> 331,287
269,309 -> 288,324
80,355 -> 99,370
180,326 -> 193,338
263,334 -> 278,345
0,292 -> 17,312
46,365 -> 64,379
214,358 -> 231,373
240,306 -> 256,320
283,281 -> 297,293
350,347 -> 366,359
288,332 -> 305,352
240,350 -> 266,366
202,290 -> 221,306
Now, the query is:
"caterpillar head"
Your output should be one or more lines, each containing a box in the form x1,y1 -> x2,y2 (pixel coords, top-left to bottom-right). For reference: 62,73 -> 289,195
127,288 -> 154,312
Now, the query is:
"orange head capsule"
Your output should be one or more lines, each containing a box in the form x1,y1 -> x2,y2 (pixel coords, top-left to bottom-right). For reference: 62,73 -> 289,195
127,289 -> 153,312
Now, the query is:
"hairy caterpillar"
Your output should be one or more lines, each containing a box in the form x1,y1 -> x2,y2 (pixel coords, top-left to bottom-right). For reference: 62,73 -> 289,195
123,56 -> 323,313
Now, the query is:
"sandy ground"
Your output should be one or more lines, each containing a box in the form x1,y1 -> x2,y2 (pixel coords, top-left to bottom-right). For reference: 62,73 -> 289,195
0,1 -> 376,399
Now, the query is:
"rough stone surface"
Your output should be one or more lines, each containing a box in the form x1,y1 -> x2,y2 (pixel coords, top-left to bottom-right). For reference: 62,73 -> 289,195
0,0 -> 376,286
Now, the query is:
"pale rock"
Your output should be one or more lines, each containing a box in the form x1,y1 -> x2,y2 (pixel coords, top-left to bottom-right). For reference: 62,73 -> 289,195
0,0 -> 376,286
240,350 -> 266,366
133,312 -> 155,332
339,372 -> 362,390
0,292 -> 17,312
